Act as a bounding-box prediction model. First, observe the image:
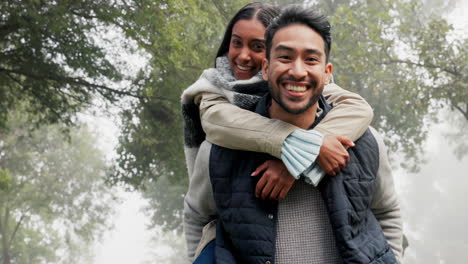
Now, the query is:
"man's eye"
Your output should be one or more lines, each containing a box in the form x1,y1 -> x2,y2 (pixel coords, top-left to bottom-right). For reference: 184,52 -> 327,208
278,55 -> 290,60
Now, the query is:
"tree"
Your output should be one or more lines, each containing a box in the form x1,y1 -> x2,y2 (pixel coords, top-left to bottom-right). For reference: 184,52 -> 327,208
309,0 -> 467,171
0,108 -> 116,264
0,0 -> 138,129
112,0 -> 250,230
113,0 -> 466,231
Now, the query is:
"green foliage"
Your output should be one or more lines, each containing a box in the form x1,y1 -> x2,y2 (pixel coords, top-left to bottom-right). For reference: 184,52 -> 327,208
0,0 -> 135,128
0,108 -> 116,264
112,0 -> 249,230
313,0 -> 467,171
0,170 -> 11,191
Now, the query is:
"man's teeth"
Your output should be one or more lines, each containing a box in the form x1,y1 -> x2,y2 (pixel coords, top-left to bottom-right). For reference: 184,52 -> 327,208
286,85 -> 307,92
237,65 -> 252,71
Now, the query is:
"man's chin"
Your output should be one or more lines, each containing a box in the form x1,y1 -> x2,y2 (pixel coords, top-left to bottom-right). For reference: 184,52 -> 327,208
280,102 -> 312,115
279,95 -> 321,115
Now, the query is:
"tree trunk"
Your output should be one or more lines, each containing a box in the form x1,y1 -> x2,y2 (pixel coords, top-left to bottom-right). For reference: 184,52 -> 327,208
0,207 -> 11,264
2,246 -> 11,264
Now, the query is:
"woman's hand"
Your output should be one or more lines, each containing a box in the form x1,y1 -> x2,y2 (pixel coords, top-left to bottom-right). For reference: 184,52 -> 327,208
251,160 -> 295,200
318,135 -> 354,176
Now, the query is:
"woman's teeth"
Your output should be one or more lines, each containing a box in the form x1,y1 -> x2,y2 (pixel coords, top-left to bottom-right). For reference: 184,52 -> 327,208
237,65 -> 252,71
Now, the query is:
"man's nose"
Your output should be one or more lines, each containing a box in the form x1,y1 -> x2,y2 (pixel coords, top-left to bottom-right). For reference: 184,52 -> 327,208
289,60 -> 307,79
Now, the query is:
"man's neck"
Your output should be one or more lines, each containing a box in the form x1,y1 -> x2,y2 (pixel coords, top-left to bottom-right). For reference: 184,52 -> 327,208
268,101 -> 318,129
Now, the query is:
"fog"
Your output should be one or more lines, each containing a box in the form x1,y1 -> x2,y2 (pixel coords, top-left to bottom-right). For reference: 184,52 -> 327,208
394,114 -> 468,263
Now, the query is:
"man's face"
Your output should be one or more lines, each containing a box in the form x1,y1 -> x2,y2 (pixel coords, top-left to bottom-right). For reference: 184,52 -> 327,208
262,24 -> 332,114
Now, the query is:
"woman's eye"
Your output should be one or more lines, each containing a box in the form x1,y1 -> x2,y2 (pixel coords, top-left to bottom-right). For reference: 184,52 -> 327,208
251,43 -> 265,52
231,39 -> 242,46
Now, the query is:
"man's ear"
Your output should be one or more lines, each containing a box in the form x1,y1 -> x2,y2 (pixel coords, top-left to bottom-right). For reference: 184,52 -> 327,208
324,63 -> 333,84
262,58 -> 269,81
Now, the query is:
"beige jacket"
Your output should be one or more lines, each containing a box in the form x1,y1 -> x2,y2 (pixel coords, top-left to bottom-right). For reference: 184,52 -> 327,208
197,83 -> 374,158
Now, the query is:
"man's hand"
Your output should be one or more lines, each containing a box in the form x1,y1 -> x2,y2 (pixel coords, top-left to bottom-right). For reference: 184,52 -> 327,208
251,160 -> 295,200
318,135 -> 354,176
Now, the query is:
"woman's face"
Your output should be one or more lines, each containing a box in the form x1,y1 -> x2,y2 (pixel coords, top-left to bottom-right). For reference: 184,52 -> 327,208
228,19 -> 266,80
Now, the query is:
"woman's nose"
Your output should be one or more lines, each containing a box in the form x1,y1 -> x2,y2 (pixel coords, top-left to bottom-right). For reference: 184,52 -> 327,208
238,47 -> 251,62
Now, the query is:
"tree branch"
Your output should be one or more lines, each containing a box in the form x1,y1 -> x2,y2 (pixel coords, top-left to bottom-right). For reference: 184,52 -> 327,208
4,71 -> 71,123
0,67 -> 175,103
382,58 -> 461,78
454,103 -> 468,121
0,67 -> 140,97
8,214 -> 25,246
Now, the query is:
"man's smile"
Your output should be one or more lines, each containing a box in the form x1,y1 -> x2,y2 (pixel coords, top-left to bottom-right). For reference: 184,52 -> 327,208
285,84 -> 307,92
280,79 -> 315,98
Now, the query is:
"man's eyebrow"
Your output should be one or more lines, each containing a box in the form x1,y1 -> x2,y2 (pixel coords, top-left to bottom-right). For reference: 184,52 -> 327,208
274,45 -> 324,56
304,48 -> 323,56
232,34 -> 265,43
274,45 -> 294,52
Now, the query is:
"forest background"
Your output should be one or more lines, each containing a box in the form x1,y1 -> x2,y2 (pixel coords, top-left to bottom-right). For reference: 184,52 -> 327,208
0,0 -> 467,263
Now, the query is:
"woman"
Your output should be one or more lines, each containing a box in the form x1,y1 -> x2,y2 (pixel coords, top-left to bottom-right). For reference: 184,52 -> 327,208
181,2 -> 373,263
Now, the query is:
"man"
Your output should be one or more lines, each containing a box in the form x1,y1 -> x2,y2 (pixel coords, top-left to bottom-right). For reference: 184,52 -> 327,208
208,5 -> 403,264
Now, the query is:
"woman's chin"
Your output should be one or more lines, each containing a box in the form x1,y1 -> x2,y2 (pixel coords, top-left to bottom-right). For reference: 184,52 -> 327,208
234,69 -> 256,80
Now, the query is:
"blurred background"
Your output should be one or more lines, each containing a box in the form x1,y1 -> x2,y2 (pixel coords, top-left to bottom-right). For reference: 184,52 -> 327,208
0,0 -> 466,263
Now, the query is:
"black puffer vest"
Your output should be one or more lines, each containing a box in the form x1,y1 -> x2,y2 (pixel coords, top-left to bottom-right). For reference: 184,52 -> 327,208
209,94 -> 396,264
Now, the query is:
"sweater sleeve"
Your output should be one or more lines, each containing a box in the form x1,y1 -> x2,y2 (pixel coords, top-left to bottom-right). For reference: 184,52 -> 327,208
369,127 -> 404,263
317,83 -> 373,141
183,141 -> 217,260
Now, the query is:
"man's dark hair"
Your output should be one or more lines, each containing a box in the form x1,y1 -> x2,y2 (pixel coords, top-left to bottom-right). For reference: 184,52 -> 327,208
215,2 -> 280,66
265,5 -> 332,62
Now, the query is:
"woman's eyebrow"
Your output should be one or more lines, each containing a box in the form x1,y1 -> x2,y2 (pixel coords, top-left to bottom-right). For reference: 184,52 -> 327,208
252,39 -> 266,43
232,34 -> 265,43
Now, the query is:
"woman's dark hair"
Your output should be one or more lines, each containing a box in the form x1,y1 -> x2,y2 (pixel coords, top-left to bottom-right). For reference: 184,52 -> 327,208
215,2 -> 280,65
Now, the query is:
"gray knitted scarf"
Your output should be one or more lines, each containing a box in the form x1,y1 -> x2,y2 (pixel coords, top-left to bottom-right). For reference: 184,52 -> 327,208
180,55 -> 268,174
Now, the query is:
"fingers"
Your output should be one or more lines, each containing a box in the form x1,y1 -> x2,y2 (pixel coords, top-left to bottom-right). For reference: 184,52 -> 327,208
269,185 -> 282,200
260,179 -> 275,200
251,160 -> 270,177
333,166 -> 341,176
254,160 -> 295,200
255,174 -> 268,198
338,153 -> 349,169
336,136 -> 355,148
326,166 -> 336,176
277,183 -> 293,200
